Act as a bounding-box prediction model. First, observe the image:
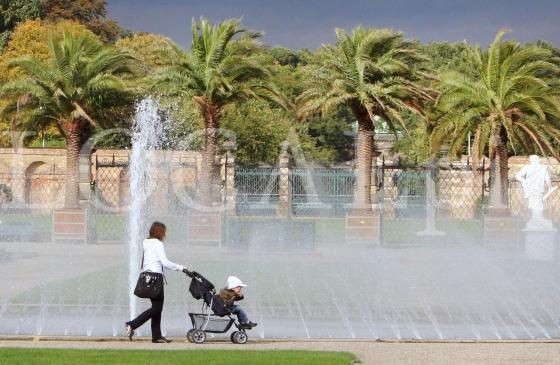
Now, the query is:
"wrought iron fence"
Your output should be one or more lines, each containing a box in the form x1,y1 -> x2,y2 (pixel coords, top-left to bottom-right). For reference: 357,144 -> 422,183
235,163 -> 490,219
91,155 -> 198,242
91,155 -> 129,243
291,167 -> 354,217
379,162 -> 487,220
0,171 -> 65,241
377,161 -> 488,245
235,167 -> 279,216
165,161 -> 198,214
380,166 -> 426,219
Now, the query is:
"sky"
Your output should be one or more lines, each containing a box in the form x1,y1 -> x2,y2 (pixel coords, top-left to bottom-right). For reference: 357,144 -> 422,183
107,0 -> 560,50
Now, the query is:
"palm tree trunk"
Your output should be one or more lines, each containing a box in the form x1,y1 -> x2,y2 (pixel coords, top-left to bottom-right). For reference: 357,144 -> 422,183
488,126 -> 509,214
199,126 -> 218,207
65,124 -> 81,208
497,126 -> 509,206
194,97 -> 221,208
353,110 -> 374,213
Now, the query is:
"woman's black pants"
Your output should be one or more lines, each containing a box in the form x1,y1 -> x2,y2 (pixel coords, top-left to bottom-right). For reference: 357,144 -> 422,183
128,287 -> 164,339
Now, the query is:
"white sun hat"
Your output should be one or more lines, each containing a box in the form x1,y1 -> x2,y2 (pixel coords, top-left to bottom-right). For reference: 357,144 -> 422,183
227,276 -> 247,289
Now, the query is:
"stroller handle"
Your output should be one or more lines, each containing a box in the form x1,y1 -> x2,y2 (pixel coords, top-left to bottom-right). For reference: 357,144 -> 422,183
183,268 -> 195,278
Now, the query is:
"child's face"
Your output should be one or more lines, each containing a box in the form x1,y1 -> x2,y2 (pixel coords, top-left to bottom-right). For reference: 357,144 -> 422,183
232,286 -> 242,294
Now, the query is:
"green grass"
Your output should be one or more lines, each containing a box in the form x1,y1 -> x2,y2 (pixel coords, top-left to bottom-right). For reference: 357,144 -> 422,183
0,213 -> 514,245
95,215 -> 341,243
0,214 -> 52,234
382,218 -> 482,244
8,256 -> 346,307
0,348 -> 356,365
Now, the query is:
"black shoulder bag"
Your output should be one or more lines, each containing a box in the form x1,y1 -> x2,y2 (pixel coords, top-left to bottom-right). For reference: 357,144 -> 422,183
133,253 -> 164,299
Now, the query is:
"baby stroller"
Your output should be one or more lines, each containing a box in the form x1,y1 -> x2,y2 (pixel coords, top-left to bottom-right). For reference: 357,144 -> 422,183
185,271 -> 250,344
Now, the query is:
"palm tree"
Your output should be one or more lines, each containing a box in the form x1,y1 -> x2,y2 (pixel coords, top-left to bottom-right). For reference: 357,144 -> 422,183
153,17 -> 281,206
434,29 -> 560,210
0,31 -> 135,208
297,27 -> 434,213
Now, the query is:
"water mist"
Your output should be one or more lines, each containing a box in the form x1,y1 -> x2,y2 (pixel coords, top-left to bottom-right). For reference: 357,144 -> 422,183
127,97 -> 167,320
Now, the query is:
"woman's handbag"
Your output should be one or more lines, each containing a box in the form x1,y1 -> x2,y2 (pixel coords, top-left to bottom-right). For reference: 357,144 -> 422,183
133,254 -> 164,299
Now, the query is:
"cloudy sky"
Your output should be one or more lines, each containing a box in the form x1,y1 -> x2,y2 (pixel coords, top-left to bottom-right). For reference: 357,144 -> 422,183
107,0 -> 560,49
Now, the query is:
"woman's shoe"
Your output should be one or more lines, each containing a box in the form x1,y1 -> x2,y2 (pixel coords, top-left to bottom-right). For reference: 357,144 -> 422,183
152,337 -> 172,343
125,322 -> 134,341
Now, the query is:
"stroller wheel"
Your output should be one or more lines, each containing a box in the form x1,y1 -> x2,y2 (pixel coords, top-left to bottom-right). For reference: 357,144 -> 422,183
191,329 -> 206,344
186,329 -> 195,343
231,330 -> 248,344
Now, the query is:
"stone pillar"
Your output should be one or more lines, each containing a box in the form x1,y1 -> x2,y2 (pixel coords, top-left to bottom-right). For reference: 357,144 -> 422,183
370,150 -> 382,209
417,160 -> 445,237
78,152 -> 92,209
10,132 -> 26,204
222,141 -> 236,213
211,154 -> 222,206
277,140 -> 292,217
439,144 -> 450,163
373,133 -> 396,212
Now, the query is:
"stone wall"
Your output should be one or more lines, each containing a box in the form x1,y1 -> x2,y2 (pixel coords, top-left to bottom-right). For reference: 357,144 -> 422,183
0,148 -> 66,208
1,148 -> 559,220
0,148 -> 203,210
92,149 -> 202,214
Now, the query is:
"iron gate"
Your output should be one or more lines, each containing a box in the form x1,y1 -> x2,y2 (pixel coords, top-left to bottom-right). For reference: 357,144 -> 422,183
235,167 -> 279,216
91,154 -> 129,243
378,161 -> 488,244
291,167 -> 354,216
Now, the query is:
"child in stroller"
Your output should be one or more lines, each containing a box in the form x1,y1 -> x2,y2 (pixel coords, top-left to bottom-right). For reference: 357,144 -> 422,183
219,276 -> 257,329
185,271 -> 256,344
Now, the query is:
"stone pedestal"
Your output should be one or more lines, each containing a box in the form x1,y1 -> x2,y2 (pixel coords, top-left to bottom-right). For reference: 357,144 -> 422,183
221,145 -> 236,214
524,230 -> 557,261
186,213 -> 222,246
417,162 -> 445,237
277,141 -> 292,217
346,214 -> 380,245
52,208 -> 88,243
483,216 -> 521,246
78,153 -> 92,208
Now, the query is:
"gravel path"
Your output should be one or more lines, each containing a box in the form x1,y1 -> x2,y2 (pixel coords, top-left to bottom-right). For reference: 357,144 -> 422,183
2,337 -> 560,364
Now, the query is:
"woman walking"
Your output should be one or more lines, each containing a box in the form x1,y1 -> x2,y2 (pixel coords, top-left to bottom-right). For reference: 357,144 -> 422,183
125,221 -> 189,343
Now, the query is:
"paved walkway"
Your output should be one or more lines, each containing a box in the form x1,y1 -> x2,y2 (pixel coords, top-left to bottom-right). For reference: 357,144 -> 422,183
1,337 -> 560,364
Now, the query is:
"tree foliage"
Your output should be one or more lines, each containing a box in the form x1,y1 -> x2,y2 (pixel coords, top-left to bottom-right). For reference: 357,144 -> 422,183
435,30 -> 560,161
434,29 -> 560,205
115,33 -> 175,76
43,0 -> 128,43
43,0 -> 106,23
152,17 -> 285,204
298,27 -> 434,133
1,30 -> 136,134
0,0 -> 43,51
0,19 -> 95,146
1,7 -> 560,176
0,31 -> 137,206
0,19 -> 93,82
297,26 -> 434,210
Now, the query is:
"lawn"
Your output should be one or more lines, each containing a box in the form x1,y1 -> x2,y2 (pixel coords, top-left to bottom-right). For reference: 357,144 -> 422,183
0,348 -> 356,365
381,218 -> 483,244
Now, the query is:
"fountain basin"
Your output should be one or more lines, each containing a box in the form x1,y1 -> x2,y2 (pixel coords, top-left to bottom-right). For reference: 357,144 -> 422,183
523,229 -> 558,261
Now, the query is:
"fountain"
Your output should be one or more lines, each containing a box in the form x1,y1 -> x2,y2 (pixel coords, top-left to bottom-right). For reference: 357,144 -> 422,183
127,97 -> 168,320
2,104 -> 560,340
417,162 -> 446,237
515,155 -> 558,260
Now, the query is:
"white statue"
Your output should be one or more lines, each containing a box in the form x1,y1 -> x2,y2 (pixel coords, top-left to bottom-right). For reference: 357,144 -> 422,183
515,155 -> 557,231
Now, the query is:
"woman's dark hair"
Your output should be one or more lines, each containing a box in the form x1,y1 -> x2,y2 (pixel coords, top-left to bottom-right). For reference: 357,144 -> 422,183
148,221 -> 166,240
